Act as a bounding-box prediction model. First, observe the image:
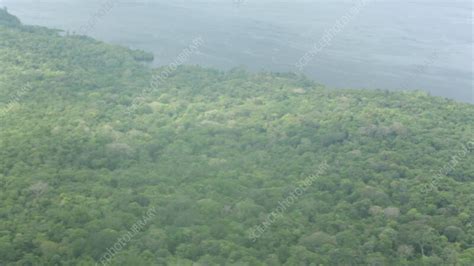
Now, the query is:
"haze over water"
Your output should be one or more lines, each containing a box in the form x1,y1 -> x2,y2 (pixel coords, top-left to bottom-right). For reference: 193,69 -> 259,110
3,0 -> 472,103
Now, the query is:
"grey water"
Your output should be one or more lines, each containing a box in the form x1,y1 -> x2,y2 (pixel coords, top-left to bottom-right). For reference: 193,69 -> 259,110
3,0 -> 472,103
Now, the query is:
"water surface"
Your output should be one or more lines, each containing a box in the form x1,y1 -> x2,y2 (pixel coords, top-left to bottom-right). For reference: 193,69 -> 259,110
3,0 -> 472,102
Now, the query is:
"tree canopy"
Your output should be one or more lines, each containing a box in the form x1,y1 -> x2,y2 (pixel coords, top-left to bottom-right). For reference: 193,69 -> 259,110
0,11 -> 473,265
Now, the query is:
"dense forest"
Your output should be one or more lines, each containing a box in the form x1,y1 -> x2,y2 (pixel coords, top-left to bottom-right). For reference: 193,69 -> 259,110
0,9 -> 473,265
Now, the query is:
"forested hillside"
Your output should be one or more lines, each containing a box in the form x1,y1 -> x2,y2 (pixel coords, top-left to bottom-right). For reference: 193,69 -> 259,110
0,10 -> 473,265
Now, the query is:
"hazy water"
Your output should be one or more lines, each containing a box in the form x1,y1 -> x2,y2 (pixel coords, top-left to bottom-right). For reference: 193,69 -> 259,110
2,0 -> 472,103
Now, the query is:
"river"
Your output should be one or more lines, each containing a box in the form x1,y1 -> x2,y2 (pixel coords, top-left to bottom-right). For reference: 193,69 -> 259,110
2,0 -> 472,102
